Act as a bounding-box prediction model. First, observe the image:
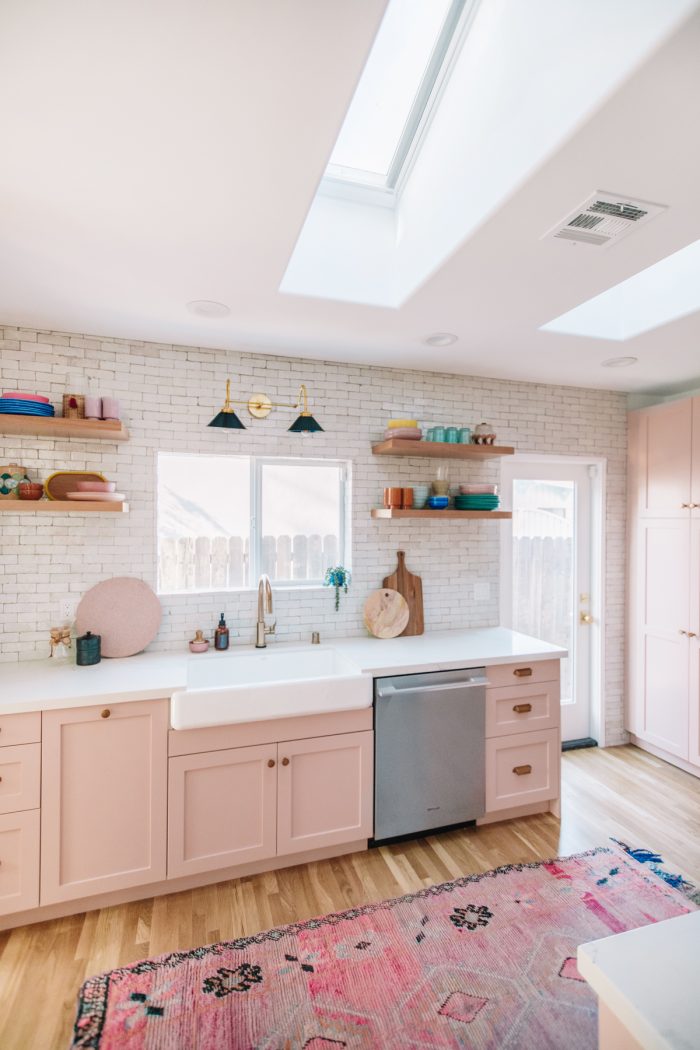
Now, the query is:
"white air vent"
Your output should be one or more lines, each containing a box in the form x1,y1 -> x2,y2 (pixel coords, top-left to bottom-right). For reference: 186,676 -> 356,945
543,191 -> 666,248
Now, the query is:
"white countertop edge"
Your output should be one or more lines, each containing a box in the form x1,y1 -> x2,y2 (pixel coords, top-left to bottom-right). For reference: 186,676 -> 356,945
577,951 -> 668,1050
0,627 -> 566,714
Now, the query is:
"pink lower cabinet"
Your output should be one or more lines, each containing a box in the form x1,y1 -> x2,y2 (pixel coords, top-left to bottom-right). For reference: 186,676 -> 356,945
485,728 -> 560,812
276,731 -> 373,856
41,699 -> 168,905
0,810 -> 40,914
168,744 -> 278,878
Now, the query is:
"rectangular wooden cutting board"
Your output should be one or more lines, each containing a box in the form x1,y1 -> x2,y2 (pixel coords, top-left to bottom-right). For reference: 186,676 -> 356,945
382,550 -> 424,636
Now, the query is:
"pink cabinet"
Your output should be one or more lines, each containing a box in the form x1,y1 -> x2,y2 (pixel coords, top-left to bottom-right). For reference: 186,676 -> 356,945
0,743 -> 41,815
628,519 -> 690,758
485,728 -> 560,812
0,810 -> 40,914
41,699 -> 168,904
276,731 -> 373,856
632,399 -> 692,518
168,743 -> 277,878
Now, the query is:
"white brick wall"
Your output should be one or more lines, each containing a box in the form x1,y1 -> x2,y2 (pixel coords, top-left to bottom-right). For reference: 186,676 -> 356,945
0,326 -> 627,743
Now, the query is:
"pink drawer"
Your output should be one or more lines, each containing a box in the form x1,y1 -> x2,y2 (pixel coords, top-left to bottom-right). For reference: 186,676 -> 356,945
485,728 -> 560,813
0,743 -> 41,815
486,660 -> 560,689
486,681 -> 560,738
0,712 -> 41,748
0,809 -> 40,915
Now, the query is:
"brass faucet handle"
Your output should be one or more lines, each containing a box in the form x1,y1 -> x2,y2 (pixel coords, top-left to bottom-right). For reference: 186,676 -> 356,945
266,620 -> 276,636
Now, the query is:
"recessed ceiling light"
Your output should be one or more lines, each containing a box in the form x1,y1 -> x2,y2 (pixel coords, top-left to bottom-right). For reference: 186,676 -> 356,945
424,332 -> 458,346
186,300 -> 231,318
601,356 -> 638,368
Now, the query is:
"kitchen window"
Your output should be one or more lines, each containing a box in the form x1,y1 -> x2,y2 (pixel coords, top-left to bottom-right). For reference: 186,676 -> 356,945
157,453 -> 350,593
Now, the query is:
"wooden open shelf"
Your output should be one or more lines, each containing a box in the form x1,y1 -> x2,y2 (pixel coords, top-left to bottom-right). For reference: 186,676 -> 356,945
0,416 -> 129,441
372,438 -> 514,459
0,500 -> 129,513
371,508 -> 511,520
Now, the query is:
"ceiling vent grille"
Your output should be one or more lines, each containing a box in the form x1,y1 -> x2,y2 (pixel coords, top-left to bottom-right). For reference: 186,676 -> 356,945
543,191 -> 666,248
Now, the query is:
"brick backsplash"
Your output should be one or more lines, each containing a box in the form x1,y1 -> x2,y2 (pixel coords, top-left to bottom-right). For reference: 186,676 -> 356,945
0,326 -> 627,743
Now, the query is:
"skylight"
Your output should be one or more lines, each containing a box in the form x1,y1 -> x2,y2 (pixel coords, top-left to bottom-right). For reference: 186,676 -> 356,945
325,0 -> 467,191
541,237 -> 700,341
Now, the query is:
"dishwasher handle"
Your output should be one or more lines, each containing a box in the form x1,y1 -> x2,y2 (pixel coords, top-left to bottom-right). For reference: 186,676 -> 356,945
376,677 -> 488,698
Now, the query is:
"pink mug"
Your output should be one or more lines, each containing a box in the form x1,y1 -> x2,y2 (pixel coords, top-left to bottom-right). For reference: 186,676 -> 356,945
101,397 -> 120,421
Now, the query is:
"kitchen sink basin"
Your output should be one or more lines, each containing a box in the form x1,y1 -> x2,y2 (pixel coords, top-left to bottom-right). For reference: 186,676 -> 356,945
170,646 -> 371,729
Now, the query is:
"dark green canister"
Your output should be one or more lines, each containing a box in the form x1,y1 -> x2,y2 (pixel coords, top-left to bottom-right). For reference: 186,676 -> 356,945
76,631 -> 101,665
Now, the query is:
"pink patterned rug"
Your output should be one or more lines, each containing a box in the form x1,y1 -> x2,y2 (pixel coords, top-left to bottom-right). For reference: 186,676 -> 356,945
72,844 -> 696,1049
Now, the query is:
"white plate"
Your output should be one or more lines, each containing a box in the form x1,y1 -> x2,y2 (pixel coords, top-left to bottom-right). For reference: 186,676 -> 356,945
65,491 -> 126,502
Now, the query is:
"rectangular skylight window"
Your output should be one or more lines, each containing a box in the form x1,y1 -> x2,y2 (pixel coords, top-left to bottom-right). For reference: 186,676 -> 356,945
325,0 -> 467,191
541,237 -> 700,341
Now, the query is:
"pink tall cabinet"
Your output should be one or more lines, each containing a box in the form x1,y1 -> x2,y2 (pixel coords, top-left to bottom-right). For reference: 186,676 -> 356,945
627,396 -> 700,770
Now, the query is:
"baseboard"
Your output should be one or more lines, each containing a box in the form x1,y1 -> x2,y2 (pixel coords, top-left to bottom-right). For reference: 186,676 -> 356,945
562,737 -> 598,752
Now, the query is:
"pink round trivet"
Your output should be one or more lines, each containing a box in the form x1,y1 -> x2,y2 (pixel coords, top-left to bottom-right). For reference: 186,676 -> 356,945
75,577 -> 162,658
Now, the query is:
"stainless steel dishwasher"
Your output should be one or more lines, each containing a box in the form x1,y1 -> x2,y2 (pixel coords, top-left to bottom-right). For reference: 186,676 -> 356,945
373,667 -> 486,842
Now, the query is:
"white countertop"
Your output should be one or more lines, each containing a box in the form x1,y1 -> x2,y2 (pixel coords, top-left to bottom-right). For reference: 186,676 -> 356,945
578,911 -> 700,1050
0,627 -> 565,715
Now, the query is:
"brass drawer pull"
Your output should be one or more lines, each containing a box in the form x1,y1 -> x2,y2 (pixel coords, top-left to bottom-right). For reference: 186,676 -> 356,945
282,757 -> 290,766
101,709 -> 111,719
513,764 -> 532,776
267,759 -> 275,768
513,667 -> 532,678
513,703 -> 532,714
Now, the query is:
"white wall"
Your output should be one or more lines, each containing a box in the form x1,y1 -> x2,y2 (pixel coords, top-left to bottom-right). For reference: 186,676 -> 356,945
0,325 -> 627,742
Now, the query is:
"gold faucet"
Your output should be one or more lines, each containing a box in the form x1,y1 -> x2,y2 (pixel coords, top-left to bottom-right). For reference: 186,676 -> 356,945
255,574 -> 276,648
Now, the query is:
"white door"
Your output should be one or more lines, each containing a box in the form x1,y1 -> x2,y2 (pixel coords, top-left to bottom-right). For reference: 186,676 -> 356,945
501,460 -> 596,743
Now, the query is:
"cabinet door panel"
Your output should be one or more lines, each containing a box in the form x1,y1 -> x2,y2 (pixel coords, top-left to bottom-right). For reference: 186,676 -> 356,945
633,521 -> 689,758
277,732 -> 373,856
485,728 -> 559,812
637,401 -> 692,517
691,397 -> 700,511
0,810 -> 39,915
0,743 -> 41,815
168,744 -> 277,878
688,520 -> 700,766
41,700 -> 168,904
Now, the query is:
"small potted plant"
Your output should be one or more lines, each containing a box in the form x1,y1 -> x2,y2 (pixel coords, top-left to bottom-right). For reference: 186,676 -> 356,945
324,565 -> 351,611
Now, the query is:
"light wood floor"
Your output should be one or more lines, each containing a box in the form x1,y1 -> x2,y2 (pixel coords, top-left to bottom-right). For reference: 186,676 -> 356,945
1,744 -> 699,1049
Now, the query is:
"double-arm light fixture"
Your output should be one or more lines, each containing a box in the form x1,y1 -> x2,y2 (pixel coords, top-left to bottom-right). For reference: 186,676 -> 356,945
208,379 -> 324,433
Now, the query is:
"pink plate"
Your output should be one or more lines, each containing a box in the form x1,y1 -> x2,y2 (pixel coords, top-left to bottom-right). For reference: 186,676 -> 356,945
66,491 -> 125,501
75,480 -> 117,492
2,391 -> 50,403
75,578 -> 162,658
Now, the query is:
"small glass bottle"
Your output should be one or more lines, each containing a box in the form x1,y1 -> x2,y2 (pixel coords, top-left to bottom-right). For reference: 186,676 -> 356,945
214,613 -> 229,650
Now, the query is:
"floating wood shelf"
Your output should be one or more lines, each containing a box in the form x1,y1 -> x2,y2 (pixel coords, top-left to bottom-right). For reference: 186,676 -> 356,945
371,508 -> 511,520
0,416 -> 129,441
372,438 -> 514,459
0,500 -> 129,513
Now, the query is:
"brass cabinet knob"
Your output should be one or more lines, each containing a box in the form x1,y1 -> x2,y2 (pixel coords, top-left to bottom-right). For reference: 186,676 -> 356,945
580,612 -> 594,625
513,764 -> 532,776
267,759 -> 275,768
101,709 -> 111,719
682,503 -> 691,508
513,667 -> 532,678
688,632 -> 698,639
513,703 -> 532,714
281,757 -> 290,766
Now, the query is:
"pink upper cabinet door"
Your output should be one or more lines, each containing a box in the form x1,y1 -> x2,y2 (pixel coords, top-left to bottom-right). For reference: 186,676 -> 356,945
276,731 -> 373,856
167,744 -> 278,879
634,400 -> 692,517
691,397 -> 700,511
41,699 -> 168,905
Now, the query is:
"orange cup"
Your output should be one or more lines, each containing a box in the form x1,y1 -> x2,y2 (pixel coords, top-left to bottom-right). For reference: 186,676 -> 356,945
401,487 -> 414,508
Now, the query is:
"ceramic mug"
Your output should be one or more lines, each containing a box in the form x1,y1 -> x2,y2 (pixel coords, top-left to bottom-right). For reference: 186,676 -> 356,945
101,396 -> 120,421
413,484 -> 429,509
445,427 -> 459,443
84,395 -> 101,420
401,487 -> 414,508
383,487 -> 403,509
431,426 -> 446,443
458,427 -> 472,444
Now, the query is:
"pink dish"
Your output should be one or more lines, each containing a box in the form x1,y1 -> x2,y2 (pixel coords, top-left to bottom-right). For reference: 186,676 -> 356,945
2,391 -> 50,403
66,491 -> 126,502
75,480 -> 117,492
460,484 -> 499,495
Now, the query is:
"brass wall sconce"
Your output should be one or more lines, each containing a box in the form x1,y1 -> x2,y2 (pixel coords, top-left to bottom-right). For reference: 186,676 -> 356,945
208,379 -> 324,433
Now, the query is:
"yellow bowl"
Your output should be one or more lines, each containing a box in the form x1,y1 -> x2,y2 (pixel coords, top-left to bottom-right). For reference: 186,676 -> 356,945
387,419 -> 418,429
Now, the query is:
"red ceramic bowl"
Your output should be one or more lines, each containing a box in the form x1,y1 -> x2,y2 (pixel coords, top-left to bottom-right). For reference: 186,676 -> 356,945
18,482 -> 44,500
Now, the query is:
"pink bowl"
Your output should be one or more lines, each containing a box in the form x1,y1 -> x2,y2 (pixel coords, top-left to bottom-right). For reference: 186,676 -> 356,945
460,484 -> 499,495
2,391 -> 50,403
76,480 -> 116,492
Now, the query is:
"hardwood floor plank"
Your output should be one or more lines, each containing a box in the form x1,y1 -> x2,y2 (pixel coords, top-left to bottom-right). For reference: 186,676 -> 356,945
1,745 -> 698,1049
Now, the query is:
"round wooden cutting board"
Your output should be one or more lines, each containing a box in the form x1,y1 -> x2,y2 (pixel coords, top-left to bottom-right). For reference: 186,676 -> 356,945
75,577 -> 162,657
363,588 -> 410,639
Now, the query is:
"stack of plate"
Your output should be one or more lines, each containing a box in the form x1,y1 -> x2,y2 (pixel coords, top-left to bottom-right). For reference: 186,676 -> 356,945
0,392 -> 54,416
455,493 -> 500,511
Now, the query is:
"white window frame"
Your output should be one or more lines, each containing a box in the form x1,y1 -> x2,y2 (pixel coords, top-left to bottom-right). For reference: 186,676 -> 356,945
157,452 -> 351,595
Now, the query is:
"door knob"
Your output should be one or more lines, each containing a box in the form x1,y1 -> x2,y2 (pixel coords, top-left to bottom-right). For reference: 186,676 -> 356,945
101,709 -> 111,719
688,632 -> 698,639
580,612 -> 593,625
281,757 -> 290,766
267,759 -> 275,768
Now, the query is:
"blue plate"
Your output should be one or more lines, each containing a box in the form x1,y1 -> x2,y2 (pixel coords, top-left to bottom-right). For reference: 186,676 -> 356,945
0,406 -> 55,416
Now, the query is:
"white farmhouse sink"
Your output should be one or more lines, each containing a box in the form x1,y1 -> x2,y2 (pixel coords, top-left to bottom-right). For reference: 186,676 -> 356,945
170,646 -> 371,729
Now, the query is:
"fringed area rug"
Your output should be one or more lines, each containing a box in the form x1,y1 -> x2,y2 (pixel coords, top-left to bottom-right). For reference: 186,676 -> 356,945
72,843 -> 696,1049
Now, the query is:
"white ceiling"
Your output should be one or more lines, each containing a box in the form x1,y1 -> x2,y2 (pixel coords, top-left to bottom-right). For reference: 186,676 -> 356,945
1,0 -> 700,395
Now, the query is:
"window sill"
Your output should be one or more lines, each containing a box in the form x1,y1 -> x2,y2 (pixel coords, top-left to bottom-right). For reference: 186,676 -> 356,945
157,583 -> 330,598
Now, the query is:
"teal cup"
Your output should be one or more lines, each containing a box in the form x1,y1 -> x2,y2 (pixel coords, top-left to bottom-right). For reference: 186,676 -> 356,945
445,427 -> 459,443
432,426 -> 445,442
458,427 -> 472,444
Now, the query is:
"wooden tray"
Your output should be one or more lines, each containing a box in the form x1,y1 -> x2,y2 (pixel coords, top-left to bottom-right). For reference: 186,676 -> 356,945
44,470 -> 106,500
